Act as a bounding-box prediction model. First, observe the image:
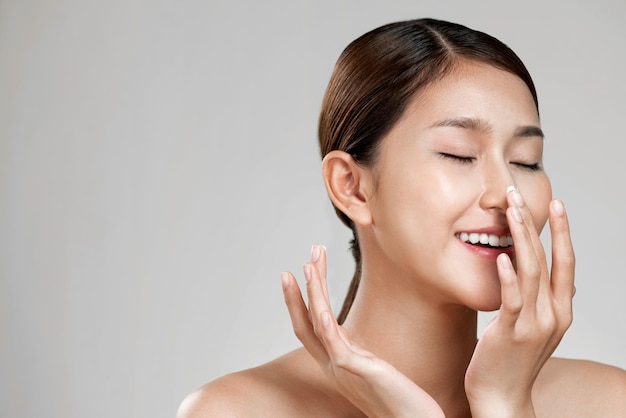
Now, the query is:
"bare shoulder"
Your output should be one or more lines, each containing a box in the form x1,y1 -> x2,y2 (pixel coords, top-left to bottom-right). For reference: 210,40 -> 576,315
176,348 -> 355,418
534,357 -> 626,417
176,370 -> 264,418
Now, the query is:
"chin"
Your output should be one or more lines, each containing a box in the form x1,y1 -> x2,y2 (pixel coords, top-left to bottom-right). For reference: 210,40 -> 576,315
467,290 -> 502,311
474,300 -> 502,312
459,279 -> 503,312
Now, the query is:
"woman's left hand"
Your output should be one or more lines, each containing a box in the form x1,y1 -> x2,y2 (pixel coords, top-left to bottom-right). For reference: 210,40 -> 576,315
465,189 -> 575,417
282,245 -> 445,418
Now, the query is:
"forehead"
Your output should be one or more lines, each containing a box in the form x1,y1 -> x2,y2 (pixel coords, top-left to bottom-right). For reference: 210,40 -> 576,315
401,60 -> 540,129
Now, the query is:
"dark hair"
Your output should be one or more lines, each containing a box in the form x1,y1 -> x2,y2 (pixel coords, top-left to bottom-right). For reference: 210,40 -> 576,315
318,18 -> 539,324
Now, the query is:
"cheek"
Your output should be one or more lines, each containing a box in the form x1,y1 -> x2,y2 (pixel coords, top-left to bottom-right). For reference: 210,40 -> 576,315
371,163 -> 465,240
523,175 -> 552,233
402,164 -> 474,216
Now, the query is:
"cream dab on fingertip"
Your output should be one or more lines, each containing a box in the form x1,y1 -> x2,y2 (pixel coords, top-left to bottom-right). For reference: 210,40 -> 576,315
506,185 -> 517,194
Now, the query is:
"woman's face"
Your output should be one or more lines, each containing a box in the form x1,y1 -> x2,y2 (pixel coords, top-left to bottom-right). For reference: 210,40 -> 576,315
366,60 -> 551,311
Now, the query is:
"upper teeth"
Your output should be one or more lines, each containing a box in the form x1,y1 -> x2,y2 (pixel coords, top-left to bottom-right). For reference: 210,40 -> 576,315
459,232 -> 513,248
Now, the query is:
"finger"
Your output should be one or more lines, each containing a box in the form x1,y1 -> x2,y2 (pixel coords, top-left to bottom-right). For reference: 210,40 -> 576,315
506,205 -> 541,305
281,271 -> 328,362
508,189 -> 546,256
310,244 -> 329,301
496,253 -> 523,326
304,262 -> 334,337
548,199 -> 576,307
317,310 -> 376,376
507,188 -> 546,303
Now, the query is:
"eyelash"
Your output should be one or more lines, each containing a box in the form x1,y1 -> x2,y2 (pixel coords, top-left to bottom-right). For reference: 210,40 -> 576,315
438,153 -> 542,171
439,153 -> 474,164
515,162 -> 541,171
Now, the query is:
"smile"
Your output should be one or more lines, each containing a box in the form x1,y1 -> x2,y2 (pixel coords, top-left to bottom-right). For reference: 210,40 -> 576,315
457,232 -> 513,248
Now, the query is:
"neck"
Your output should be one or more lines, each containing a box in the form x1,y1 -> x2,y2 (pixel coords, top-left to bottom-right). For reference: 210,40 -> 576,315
342,264 -> 478,416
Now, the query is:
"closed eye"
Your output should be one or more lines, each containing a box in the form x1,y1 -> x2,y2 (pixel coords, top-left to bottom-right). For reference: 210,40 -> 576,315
439,153 -> 474,164
512,162 -> 542,171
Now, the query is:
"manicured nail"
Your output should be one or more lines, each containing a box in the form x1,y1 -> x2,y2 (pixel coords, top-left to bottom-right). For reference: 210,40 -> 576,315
511,190 -> 524,207
303,264 -> 312,282
498,253 -> 512,270
552,199 -> 565,217
511,206 -> 523,223
506,185 -> 517,194
311,244 -> 321,262
281,272 -> 290,290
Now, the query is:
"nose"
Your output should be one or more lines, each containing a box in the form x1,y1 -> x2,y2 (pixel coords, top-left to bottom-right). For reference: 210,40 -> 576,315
478,160 -> 514,213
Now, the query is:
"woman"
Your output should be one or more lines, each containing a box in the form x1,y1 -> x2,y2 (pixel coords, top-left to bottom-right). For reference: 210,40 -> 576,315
178,18 -> 626,417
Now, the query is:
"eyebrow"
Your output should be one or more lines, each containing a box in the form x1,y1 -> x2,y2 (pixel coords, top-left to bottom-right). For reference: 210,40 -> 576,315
429,117 -> 544,139
514,125 -> 544,139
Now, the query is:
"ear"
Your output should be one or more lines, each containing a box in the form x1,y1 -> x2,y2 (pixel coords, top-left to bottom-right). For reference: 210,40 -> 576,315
322,150 -> 373,226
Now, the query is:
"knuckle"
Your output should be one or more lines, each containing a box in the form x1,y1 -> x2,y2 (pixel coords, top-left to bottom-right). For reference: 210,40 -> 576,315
512,323 -> 535,343
514,312 -> 557,342
563,252 -> 576,268
536,313 -> 558,335
505,298 -> 523,315
535,248 -> 547,265
556,247 -> 575,268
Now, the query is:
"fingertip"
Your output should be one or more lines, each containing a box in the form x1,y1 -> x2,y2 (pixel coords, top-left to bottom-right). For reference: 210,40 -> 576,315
310,244 -> 321,262
497,253 -> 513,272
509,189 -> 525,208
281,272 -> 291,290
496,253 -> 523,316
551,199 -> 565,217
310,244 -> 328,263
303,263 -> 312,282
497,254 -> 517,289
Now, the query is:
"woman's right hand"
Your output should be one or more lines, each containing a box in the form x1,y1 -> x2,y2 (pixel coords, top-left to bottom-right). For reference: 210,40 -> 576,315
281,245 -> 445,418
464,193 -> 575,417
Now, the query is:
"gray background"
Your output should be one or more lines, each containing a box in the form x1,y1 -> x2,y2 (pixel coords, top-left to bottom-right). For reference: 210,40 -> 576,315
1,0 -> 625,417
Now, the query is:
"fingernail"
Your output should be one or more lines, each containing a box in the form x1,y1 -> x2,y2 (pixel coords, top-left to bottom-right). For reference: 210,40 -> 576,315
498,253 -> 512,270
506,185 -> 517,194
311,244 -> 321,262
281,272 -> 290,290
552,199 -> 565,216
303,264 -> 312,282
511,190 -> 524,207
511,206 -> 523,223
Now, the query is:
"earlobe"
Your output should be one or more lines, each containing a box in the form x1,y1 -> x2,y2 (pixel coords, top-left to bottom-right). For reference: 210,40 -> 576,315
322,151 -> 373,226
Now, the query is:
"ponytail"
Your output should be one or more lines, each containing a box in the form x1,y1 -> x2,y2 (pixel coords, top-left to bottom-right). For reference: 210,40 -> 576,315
337,230 -> 361,324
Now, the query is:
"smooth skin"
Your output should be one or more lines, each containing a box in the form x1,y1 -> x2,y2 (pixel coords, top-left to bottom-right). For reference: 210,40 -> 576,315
177,61 -> 626,417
